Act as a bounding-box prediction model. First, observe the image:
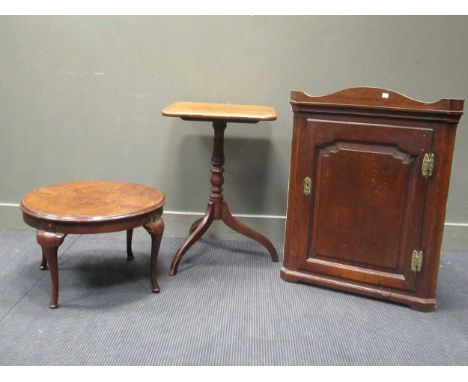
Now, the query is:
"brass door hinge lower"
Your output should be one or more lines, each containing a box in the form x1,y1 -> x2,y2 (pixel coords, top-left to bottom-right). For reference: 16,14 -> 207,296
411,250 -> 423,273
422,153 -> 435,179
303,177 -> 312,195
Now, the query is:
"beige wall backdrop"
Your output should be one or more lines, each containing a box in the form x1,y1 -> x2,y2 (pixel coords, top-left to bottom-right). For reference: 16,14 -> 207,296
0,16 -> 467,248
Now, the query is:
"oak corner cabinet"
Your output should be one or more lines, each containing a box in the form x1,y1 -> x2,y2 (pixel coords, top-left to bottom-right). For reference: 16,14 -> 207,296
281,87 -> 464,312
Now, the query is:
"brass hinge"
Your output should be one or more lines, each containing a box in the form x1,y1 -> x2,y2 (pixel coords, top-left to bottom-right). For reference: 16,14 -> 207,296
422,153 -> 435,179
411,250 -> 423,273
303,176 -> 312,195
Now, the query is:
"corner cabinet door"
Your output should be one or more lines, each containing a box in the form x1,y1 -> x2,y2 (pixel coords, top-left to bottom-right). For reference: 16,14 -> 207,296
296,118 -> 433,292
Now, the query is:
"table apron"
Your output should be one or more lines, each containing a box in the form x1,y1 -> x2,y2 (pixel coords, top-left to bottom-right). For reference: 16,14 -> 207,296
22,208 -> 164,235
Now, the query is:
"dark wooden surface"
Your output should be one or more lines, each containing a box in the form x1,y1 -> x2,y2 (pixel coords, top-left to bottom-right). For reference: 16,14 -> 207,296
162,103 -> 279,275
21,181 -> 165,308
282,87 -> 464,312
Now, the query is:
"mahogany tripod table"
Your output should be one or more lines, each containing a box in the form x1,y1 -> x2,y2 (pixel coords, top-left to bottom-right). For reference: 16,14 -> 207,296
162,102 -> 279,275
20,181 -> 165,308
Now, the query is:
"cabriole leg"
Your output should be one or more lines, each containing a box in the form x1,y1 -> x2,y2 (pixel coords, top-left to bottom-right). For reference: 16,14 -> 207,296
144,216 -> 165,293
36,231 -> 66,309
40,251 -> 48,270
126,229 -> 135,261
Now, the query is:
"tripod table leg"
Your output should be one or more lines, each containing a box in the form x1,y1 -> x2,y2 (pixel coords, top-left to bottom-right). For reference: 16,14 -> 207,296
221,202 -> 279,262
170,203 -> 215,276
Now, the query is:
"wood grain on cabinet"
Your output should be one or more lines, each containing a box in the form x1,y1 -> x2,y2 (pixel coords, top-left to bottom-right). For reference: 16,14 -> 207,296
281,87 -> 464,311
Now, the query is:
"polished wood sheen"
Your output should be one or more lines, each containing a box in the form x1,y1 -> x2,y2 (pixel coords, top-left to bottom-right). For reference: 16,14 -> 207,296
282,87 -> 464,312
21,181 -> 164,222
162,102 -> 279,275
162,102 -> 277,122
21,181 -> 165,308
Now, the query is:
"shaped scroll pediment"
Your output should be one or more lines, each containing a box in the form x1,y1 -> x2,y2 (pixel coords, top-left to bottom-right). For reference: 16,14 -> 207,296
290,87 -> 464,119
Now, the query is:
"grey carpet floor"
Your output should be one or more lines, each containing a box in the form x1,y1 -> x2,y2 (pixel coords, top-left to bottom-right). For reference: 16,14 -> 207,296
0,229 -> 467,366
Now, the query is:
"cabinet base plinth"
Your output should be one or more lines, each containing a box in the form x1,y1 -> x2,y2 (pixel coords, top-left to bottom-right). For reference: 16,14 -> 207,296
280,266 -> 436,312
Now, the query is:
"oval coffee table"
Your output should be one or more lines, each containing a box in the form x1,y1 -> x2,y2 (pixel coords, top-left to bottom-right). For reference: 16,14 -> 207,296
20,181 -> 165,308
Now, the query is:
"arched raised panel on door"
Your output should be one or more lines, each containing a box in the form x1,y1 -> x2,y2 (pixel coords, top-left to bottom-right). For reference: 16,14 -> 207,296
312,141 -> 414,270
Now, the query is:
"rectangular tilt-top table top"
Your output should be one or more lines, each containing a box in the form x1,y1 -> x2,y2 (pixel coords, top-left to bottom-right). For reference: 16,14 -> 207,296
162,102 -> 277,123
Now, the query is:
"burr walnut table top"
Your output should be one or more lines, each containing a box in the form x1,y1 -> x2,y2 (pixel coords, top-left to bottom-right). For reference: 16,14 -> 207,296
162,102 -> 278,123
20,181 -> 165,223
